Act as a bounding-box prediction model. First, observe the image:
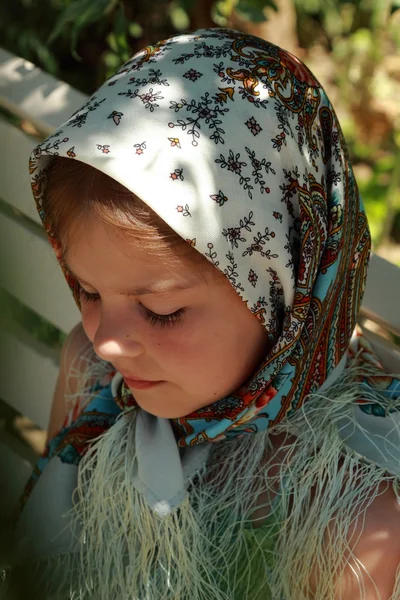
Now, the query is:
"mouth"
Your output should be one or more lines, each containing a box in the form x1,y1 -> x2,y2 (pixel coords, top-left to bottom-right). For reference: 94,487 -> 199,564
122,375 -> 165,391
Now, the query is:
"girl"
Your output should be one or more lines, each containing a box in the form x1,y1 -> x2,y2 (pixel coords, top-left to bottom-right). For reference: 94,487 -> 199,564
4,27 -> 400,599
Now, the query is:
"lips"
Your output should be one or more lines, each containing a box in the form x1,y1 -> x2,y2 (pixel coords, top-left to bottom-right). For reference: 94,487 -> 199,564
120,372 -> 160,383
121,374 -> 165,391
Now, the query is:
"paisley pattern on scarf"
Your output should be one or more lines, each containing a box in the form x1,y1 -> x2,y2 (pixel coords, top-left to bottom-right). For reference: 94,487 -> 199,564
29,28 -> 374,454
13,373 -> 119,521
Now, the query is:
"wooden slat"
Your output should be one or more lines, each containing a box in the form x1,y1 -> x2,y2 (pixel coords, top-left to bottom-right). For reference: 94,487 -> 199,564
361,326 -> 400,373
0,48 -> 87,136
0,120 -> 42,224
361,253 -> 400,336
0,328 -> 59,429
0,212 -> 80,334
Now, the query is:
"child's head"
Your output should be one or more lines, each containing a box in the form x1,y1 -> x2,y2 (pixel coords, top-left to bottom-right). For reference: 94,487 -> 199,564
45,157 -> 271,418
30,28 -> 370,430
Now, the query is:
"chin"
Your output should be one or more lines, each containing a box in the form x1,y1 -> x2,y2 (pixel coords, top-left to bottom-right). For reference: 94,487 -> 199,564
134,396 -> 203,419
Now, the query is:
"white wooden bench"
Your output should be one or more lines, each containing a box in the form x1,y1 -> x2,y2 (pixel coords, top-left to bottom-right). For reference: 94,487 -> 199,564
0,48 -> 83,519
1,48 -> 400,521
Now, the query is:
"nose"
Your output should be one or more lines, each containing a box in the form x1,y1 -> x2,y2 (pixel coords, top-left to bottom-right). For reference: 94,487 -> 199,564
92,306 -> 145,362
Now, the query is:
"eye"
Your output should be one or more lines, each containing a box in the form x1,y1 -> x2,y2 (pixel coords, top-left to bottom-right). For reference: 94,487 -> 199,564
79,286 -> 100,303
143,306 -> 185,328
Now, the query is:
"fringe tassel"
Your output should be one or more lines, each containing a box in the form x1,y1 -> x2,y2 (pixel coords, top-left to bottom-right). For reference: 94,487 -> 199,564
68,410 -> 277,599
3,357 -> 400,599
63,335 -> 114,425
267,359 -> 400,600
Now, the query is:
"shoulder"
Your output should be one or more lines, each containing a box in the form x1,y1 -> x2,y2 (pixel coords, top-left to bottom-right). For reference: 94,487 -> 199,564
47,323 -> 105,439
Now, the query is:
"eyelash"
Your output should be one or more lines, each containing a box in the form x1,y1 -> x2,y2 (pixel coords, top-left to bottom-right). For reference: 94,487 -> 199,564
79,288 -> 100,304
78,287 -> 185,328
144,307 -> 185,328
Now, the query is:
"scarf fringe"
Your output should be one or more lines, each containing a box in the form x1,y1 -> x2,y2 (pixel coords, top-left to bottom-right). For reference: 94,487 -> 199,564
3,357 -> 400,599
266,358 -> 400,599
68,410 -> 276,599
63,336 -> 114,422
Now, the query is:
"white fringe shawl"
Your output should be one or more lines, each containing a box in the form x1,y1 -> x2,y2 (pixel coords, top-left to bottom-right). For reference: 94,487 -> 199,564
3,350 -> 400,600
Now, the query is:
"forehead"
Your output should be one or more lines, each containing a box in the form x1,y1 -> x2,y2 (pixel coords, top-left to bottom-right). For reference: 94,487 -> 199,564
63,212 -> 211,293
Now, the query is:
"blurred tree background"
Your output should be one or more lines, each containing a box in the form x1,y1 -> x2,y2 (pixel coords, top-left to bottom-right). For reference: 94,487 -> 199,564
1,0 -> 400,263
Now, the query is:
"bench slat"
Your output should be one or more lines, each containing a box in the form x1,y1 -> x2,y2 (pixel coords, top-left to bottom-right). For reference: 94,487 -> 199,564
361,253 -> 400,336
0,120 -> 42,224
0,212 -> 80,334
0,329 -> 59,429
0,48 -> 87,136
361,327 -> 400,373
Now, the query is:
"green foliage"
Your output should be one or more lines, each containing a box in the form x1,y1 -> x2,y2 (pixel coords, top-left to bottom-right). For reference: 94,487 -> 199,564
214,0 -> 276,24
234,0 -> 277,23
48,0 -> 118,59
0,0 -> 60,75
169,3 -> 191,31
18,30 -> 59,74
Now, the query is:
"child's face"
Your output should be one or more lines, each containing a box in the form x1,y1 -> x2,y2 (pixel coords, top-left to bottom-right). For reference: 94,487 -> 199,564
65,213 -> 271,418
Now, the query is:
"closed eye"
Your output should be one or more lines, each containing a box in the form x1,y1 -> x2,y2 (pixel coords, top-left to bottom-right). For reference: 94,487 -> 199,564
79,287 -> 100,303
79,285 -> 185,328
142,306 -> 186,328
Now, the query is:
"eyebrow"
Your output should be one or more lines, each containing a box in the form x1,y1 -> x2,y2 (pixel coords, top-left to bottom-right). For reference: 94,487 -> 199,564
63,263 -> 197,296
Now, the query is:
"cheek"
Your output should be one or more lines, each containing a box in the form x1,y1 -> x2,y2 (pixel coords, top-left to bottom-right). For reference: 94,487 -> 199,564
150,326 -> 197,362
146,320 -> 206,377
169,309 -> 267,393
150,319 -> 228,381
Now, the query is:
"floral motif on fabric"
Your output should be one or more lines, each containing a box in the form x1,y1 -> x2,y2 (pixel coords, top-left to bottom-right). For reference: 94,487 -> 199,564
33,134 -> 70,158
246,116 -> 262,136
14,377 -> 120,521
222,211 -> 255,248
168,93 -> 229,145
245,146 -> 276,194
170,168 -> 184,181
210,190 -> 228,206
205,242 -> 220,267
134,141 -> 146,155
127,68 -> 169,88
183,68 -> 203,82
67,96 -> 106,128
176,204 -> 191,216
108,111 -> 123,125
119,87 -> 164,111
248,269 -> 258,287
216,150 -> 253,197
97,144 -> 110,154
224,251 -> 245,293
242,228 -> 277,259
168,137 -> 181,148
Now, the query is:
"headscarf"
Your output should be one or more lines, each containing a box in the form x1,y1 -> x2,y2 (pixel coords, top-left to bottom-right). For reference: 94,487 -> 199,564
30,27 -> 370,447
14,27 -> 400,600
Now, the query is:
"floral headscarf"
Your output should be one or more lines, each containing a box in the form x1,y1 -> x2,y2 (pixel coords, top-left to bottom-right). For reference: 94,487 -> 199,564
29,28 -> 370,449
